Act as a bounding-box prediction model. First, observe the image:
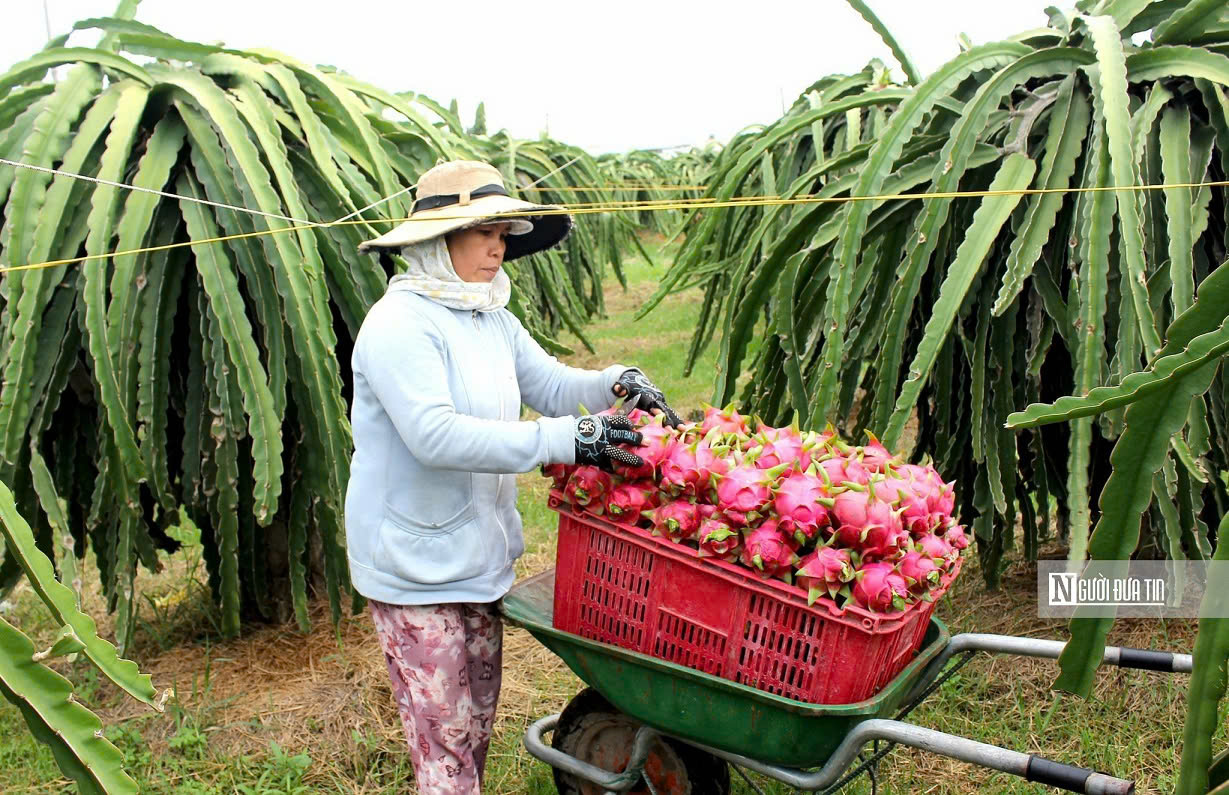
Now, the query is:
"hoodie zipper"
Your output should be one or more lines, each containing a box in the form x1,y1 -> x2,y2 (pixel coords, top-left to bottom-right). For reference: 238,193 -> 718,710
475,309 -> 513,569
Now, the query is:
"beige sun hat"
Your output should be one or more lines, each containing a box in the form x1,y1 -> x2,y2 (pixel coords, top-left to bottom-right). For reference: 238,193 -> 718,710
358,160 -> 572,260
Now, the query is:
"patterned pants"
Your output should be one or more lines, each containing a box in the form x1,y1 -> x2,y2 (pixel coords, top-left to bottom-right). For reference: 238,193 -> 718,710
369,600 -> 503,794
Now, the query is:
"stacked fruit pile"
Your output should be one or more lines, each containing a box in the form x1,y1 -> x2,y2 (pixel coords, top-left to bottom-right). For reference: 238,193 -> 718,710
545,405 -> 967,613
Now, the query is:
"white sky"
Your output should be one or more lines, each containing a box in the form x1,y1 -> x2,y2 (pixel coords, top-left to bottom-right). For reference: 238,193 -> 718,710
4,1 -> 1054,154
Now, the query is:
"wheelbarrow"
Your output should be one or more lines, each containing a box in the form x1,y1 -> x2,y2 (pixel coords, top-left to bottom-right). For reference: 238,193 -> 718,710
501,570 -> 1193,794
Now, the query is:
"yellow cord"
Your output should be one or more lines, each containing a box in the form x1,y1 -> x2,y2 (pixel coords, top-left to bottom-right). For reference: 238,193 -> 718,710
2,178 -> 1226,274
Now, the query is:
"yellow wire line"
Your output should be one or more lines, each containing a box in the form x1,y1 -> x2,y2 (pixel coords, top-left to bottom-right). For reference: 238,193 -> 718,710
3,178 -> 1227,274
519,185 -> 709,191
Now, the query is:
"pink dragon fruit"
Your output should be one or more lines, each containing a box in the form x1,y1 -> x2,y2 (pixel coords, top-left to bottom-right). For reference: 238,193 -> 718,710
564,466 -> 612,509
613,415 -> 675,480
828,489 -> 906,558
542,463 -> 573,491
605,482 -> 659,522
794,546 -> 854,605
693,432 -> 733,498
697,516 -> 741,560
814,452 -> 871,488
714,461 -> 787,527
944,524 -> 970,550
773,468 -> 831,545
895,463 -> 956,526
871,475 -> 934,537
915,532 -> 957,568
699,403 -> 750,437
897,551 -> 941,593
660,441 -> 703,496
851,561 -> 909,612
750,427 -> 812,471
858,522 -> 910,560
646,500 -> 703,542
859,433 -> 899,473
738,520 -> 798,581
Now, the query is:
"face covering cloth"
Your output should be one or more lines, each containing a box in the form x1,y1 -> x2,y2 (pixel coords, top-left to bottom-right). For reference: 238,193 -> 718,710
385,236 -> 511,312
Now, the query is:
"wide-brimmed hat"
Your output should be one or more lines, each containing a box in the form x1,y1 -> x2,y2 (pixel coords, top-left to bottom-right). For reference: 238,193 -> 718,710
358,160 -> 572,260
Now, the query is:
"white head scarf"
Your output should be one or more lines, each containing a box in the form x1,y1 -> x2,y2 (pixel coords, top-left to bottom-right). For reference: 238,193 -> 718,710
385,236 -> 511,312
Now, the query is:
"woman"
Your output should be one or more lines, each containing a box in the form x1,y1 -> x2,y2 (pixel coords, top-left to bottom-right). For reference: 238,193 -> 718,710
345,160 -> 681,794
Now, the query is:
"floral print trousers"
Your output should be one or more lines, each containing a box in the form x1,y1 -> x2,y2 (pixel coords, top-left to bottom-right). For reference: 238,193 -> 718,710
369,600 -> 503,794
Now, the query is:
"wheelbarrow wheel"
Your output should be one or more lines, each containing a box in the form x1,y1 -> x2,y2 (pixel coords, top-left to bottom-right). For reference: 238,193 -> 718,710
550,687 -> 730,795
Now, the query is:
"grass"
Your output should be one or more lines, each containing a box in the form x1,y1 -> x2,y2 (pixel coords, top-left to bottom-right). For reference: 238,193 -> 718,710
0,234 -> 1222,794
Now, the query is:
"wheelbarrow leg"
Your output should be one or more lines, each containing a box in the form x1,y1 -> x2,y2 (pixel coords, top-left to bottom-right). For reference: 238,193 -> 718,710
679,719 -> 1135,794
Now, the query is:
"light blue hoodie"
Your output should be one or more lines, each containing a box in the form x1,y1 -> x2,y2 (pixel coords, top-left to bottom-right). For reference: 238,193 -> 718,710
344,284 -> 625,605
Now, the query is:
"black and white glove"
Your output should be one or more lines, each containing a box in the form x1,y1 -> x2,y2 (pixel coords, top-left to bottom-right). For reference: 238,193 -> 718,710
612,368 -> 683,428
575,414 -> 645,472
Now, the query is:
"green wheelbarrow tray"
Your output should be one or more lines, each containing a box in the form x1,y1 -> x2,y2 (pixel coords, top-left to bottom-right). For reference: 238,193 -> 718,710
502,570 -> 1194,794
500,569 -> 945,768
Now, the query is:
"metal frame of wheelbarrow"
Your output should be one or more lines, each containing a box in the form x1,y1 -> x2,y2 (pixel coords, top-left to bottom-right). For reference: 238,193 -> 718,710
505,571 -> 1193,795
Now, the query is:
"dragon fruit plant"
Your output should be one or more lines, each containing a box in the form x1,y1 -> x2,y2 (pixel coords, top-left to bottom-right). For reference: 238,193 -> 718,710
549,412 -> 965,612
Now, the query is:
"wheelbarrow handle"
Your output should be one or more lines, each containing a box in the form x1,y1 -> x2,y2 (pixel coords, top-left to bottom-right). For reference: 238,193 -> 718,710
907,632 -> 1192,702
683,718 -> 1135,794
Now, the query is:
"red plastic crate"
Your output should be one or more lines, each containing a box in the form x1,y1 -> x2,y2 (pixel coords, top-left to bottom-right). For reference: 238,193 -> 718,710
549,493 -> 962,705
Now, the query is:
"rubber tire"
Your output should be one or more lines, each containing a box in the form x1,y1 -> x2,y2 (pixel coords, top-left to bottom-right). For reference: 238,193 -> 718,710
550,687 -> 730,795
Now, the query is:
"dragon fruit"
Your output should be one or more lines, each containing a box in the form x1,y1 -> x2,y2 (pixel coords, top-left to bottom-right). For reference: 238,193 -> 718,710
613,415 -> 675,480
773,468 -> 831,545
794,546 -> 853,605
852,561 -> 909,612
605,482 -> 659,522
646,500 -> 703,542
828,489 -> 905,557
750,427 -> 812,471
660,441 -> 703,496
542,463 -> 573,491
738,520 -> 798,581
915,532 -> 957,567
697,516 -> 741,560
699,403 -> 750,437
814,452 -> 870,488
715,461 -> 787,526
871,476 -> 934,537
693,433 -> 733,498
897,551 -> 941,593
944,524 -> 970,550
896,463 -> 957,527
859,433 -> 899,473
564,466 -> 612,509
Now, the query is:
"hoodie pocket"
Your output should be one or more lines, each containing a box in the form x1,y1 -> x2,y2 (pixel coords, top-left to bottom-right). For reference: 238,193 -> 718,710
376,511 -> 488,585
383,469 -> 474,532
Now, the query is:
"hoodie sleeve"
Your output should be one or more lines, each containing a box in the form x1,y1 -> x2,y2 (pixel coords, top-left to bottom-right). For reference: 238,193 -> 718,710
353,301 -> 576,473
507,313 -> 627,419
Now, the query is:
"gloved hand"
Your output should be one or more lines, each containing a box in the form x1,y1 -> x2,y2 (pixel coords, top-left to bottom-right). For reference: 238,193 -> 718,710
612,368 -> 683,428
575,414 -> 645,472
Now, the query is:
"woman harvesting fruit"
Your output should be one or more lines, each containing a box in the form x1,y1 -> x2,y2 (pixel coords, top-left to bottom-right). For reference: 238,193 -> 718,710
344,160 -> 681,794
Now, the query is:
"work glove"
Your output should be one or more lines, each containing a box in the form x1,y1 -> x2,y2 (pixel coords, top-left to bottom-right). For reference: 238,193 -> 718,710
612,368 -> 683,428
574,414 -> 645,472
